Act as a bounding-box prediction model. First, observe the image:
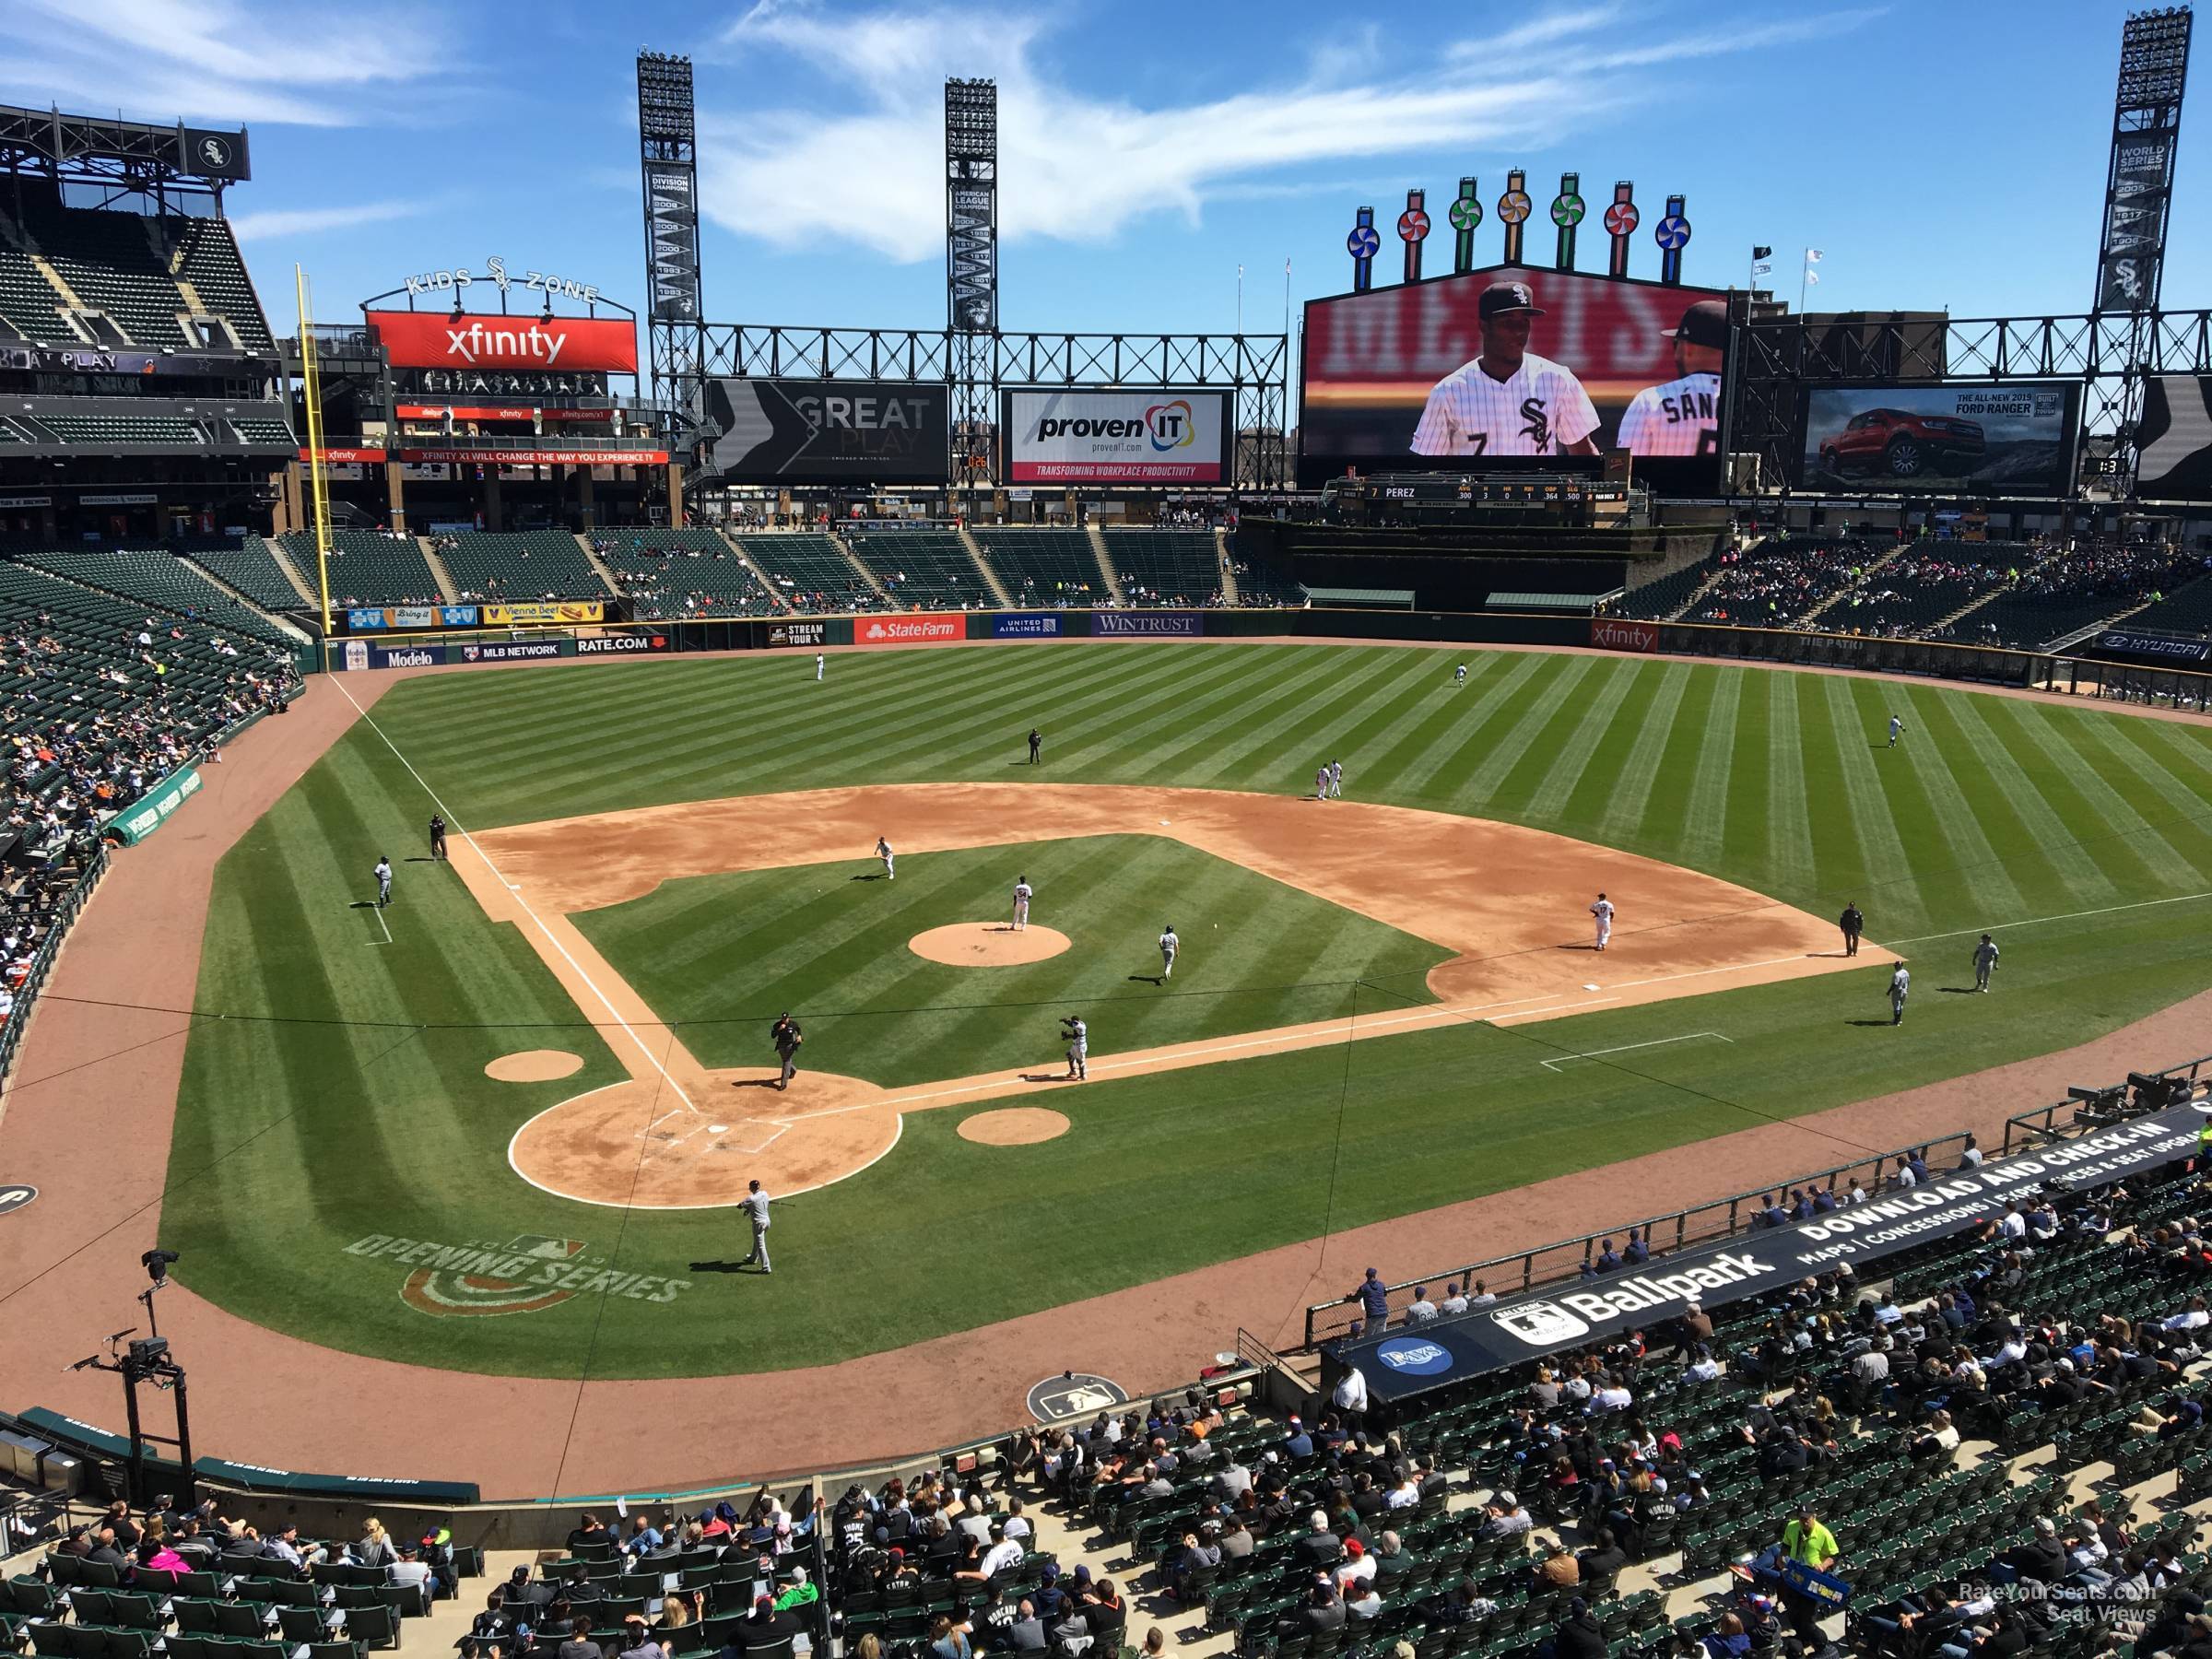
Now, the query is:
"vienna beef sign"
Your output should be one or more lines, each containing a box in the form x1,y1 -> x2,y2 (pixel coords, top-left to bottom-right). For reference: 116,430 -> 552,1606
367,311 -> 638,375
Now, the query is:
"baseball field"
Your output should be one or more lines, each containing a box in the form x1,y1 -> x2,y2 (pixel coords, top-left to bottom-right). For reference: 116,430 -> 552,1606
158,640 -> 2212,1383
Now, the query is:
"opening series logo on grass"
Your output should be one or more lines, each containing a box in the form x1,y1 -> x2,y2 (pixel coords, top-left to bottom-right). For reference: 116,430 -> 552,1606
345,1232 -> 694,1316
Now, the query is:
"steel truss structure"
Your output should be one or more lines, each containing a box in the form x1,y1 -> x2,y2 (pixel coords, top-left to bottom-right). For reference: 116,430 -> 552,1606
945,80 -> 998,486
637,53 -> 703,398
0,103 -> 248,213
651,324 -> 1289,490
1726,307 -> 2212,494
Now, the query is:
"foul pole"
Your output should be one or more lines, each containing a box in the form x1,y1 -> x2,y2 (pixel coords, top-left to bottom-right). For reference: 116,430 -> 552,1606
294,265 -> 335,650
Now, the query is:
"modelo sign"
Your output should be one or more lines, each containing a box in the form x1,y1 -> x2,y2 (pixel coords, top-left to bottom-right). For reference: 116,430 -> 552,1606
1004,389 -> 1226,484
366,310 -> 638,374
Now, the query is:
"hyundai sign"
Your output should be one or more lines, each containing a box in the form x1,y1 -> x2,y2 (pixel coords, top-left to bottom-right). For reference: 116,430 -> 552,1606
1003,389 -> 1227,484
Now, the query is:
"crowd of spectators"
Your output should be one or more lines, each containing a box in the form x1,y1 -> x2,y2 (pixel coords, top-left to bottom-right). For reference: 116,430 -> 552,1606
1688,539 -> 1882,627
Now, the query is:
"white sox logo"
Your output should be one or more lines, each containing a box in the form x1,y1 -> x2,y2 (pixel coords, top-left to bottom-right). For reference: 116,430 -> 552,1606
1519,397 -> 1551,449
345,1232 -> 693,1317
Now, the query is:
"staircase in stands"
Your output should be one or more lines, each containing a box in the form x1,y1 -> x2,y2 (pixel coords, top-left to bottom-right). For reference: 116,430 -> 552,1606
712,532 -> 795,612
1214,529 -> 1240,604
832,535 -> 896,606
1796,543 -> 1906,628
577,535 -> 624,595
418,537 -> 461,604
954,525 -> 1014,607
179,555 -> 313,644
1086,524 -> 1127,604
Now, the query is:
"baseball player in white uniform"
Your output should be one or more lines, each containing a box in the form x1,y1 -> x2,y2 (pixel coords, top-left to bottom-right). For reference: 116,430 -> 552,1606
1889,964 -> 1912,1025
1328,759 -> 1343,799
1411,281 -> 1602,458
1617,300 -> 1726,457
1159,924 -> 1180,981
373,855 -> 393,909
1063,1013 -> 1088,1080
816,653 -> 825,681
876,836 -> 894,880
1315,765 -> 1329,802
1972,934 -> 1999,993
1454,663 -> 1467,686
1012,875 -> 1032,931
1889,714 -> 1905,748
1590,891 -> 1615,951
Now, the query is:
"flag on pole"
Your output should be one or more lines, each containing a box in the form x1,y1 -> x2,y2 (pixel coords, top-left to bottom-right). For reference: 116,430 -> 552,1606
1806,269 -> 1821,286
1751,261 -> 1772,278
1805,248 -> 1825,264
1752,245 -> 1773,260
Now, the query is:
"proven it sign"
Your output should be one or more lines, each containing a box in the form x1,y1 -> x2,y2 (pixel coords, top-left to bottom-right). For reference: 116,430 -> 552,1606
366,310 -> 638,374
1004,389 -> 1226,483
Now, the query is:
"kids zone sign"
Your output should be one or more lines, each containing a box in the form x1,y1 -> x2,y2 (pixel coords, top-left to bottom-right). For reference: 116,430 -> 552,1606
345,1232 -> 694,1316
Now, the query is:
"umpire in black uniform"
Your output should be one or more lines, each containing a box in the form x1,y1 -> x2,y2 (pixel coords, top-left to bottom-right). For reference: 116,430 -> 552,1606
1839,901 -> 1864,958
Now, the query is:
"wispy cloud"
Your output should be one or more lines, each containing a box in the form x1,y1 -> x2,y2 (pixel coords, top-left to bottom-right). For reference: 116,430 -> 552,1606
700,2 -> 1882,264
227,198 -> 439,241
0,0 -> 460,127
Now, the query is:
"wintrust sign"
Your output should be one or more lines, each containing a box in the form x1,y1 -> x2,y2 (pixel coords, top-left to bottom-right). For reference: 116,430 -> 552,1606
366,311 -> 638,375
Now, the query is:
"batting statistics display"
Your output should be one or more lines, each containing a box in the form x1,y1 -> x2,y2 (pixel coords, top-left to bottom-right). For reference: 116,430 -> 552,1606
1002,390 -> 1227,483
1299,267 -> 1731,491
1797,383 -> 2077,496
701,378 -> 950,486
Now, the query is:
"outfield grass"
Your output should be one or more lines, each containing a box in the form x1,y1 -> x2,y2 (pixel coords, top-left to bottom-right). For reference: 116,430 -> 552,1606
571,836 -> 1452,1086
155,644 -> 2212,1379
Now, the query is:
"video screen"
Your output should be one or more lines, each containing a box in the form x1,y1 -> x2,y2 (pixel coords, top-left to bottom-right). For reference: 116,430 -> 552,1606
1797,383 -> 2077,495
1299,266 -> 1732,492
2136,376 -> 2212,501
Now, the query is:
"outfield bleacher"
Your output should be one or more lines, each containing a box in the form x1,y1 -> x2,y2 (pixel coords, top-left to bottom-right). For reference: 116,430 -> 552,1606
847,531 -> 995,610
973,527 -> 1109,606
2109,567 -> 2212,639
1823,548 -> 2017,638
16,547 -> 294,648
1104,528 -> 1222,606
433,531 -> 608,601
600,527 -> 781,618
0,204 -> 273,356
732,533 -> 882,613
167,214 -> 276,355
276,532 -> 441,607
190,536 -> 311,613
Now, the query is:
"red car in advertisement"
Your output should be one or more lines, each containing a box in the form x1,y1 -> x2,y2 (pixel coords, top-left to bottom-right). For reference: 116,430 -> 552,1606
1817,407 -> 1986,479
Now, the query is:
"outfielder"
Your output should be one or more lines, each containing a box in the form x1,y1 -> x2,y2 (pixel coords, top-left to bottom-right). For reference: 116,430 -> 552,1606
1411,281 -> 1602,458
373,855 -> 393,909
1972,934 -> 1999,993
1888,714 -> 1904,748
876,835 -> 894,881
1617,300 -> 1726,457
1012,874 -> 1033,931
1454,663 -> 1468,686
815,653 -> 824,681
1062,1013 -> 1088,1080
1888,964 -> 1912,1025
1590,891 -> 1615,952
1159,924 -> 1180,981
1328,759 -> 1343,799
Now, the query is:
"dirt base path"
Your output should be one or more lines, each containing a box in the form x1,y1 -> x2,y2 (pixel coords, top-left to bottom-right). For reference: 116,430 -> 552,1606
0,651 -> 2206,1500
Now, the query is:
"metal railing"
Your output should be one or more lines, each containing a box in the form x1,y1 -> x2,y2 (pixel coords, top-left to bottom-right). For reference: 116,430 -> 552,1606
2001,1050 -> 2212,1150
0,838 -> 109,1086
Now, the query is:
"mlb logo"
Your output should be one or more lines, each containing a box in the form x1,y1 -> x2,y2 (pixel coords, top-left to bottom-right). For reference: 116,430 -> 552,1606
1491,1300 -> 1590,1346
1036,1381 -> 1119,1418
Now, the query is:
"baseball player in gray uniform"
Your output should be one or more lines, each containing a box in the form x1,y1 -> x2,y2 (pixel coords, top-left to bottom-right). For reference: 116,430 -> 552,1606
1159,924 -> 1180,981
1972,934 -> 1999,992
1012,875 -> 1032,931
1411,281 -> 1602,458
1061,1013 -> 1088,1080
876,836 -> 894,880
373,855 -> 393,909
1328,759 -> 1343,799
1590,892 -> 1615,951
740,1178 -> 771,1274
1617,300 -> 1726,457
1888,964 -> 1912,1025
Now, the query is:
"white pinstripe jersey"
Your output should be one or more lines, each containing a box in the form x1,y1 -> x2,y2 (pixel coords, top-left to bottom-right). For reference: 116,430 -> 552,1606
1410,351 -> 1600,457
1618,371 -> 1722,456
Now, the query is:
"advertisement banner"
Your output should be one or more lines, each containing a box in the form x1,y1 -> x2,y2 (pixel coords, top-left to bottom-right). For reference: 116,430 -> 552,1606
768,619 -> 829,648
992,611 -> 1068,639
575,631 -> 669,655
700,378 -> 949,485
112,766 -> 204,845
484,601 -> 606,627
1339,1107 -> 2200,1401
854,613 -> 965,647
397,448 -> 667,465
298,446 -> 383,465
371,642 -> 447,669
457,639 -> 572,664
1591,618 -> 1660,653
342,605 -> 482,634
1003,389 -> 1227,484
2136,376 -> 2212,500
366,310 -> 638,374
1091,610 -> 1202,638
396,404 -> 613,423
1300,267 -> 1733,491
2089,630 -> 2212,665
1799,383 -> 2077,495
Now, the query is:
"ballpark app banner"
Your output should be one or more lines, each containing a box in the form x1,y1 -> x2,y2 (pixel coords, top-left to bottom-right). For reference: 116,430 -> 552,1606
1300,266 -> 1731,493
1004,390 -> 1226,483
366,310 -> 638,374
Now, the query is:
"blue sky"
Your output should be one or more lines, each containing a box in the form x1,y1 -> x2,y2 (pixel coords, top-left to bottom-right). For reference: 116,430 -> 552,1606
0,0 -> 2202,343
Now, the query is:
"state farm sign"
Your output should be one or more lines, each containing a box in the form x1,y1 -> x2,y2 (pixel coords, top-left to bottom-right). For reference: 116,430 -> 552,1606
1590,618 -> 1659,653
855,613 -> 964,646
367,311 -> 637,374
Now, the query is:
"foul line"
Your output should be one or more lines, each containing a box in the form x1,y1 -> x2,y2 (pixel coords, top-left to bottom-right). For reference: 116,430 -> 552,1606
329,677 -> 700,1118
1887,888 -> 2212,947
1538,1030 -> 1733,1071
358,903 -> 393,946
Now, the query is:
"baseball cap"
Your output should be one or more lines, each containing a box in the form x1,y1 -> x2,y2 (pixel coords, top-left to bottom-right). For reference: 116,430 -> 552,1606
1664,300 -> 1729,350
1478,280 -> 1545,321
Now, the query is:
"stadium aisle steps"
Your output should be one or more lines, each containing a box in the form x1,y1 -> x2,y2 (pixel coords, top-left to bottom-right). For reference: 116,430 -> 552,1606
1088,524 -> 1126,603
419,540 -> 461,605
1215,530 -> 1239,605
954,525 -> 1015,607
1796,542 -> 1906,627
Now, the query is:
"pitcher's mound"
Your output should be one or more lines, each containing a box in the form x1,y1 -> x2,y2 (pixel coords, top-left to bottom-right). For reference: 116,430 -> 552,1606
959,1107 -> 1071,1146
485,1049 -> 584,1083
910,923 -> 1071,966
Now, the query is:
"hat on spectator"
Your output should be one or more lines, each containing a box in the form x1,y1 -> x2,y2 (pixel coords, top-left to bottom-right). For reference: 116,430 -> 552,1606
1495,1490 -> 1517,1507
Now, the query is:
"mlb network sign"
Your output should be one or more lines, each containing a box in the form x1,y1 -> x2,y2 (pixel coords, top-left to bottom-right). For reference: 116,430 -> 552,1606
1005,388 -> 1227,483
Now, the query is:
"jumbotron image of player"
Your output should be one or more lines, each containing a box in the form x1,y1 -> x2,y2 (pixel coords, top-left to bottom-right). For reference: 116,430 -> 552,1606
1617,299 -> 1728,456
1410,280 -> 1601,458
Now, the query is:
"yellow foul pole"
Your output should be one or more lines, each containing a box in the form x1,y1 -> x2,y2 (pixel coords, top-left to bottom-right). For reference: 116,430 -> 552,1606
294,265 -> 335,642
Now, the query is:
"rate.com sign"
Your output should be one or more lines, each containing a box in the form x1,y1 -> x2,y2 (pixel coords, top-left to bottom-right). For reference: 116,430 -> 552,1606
855,613 -> 964,646
1591,618 -> 1659,653
366,310 -> 638,374
1003,389 -> 1226,484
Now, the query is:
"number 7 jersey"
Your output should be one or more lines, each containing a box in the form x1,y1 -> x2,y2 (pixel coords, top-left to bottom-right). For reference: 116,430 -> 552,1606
1410,351 -> 1600,457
